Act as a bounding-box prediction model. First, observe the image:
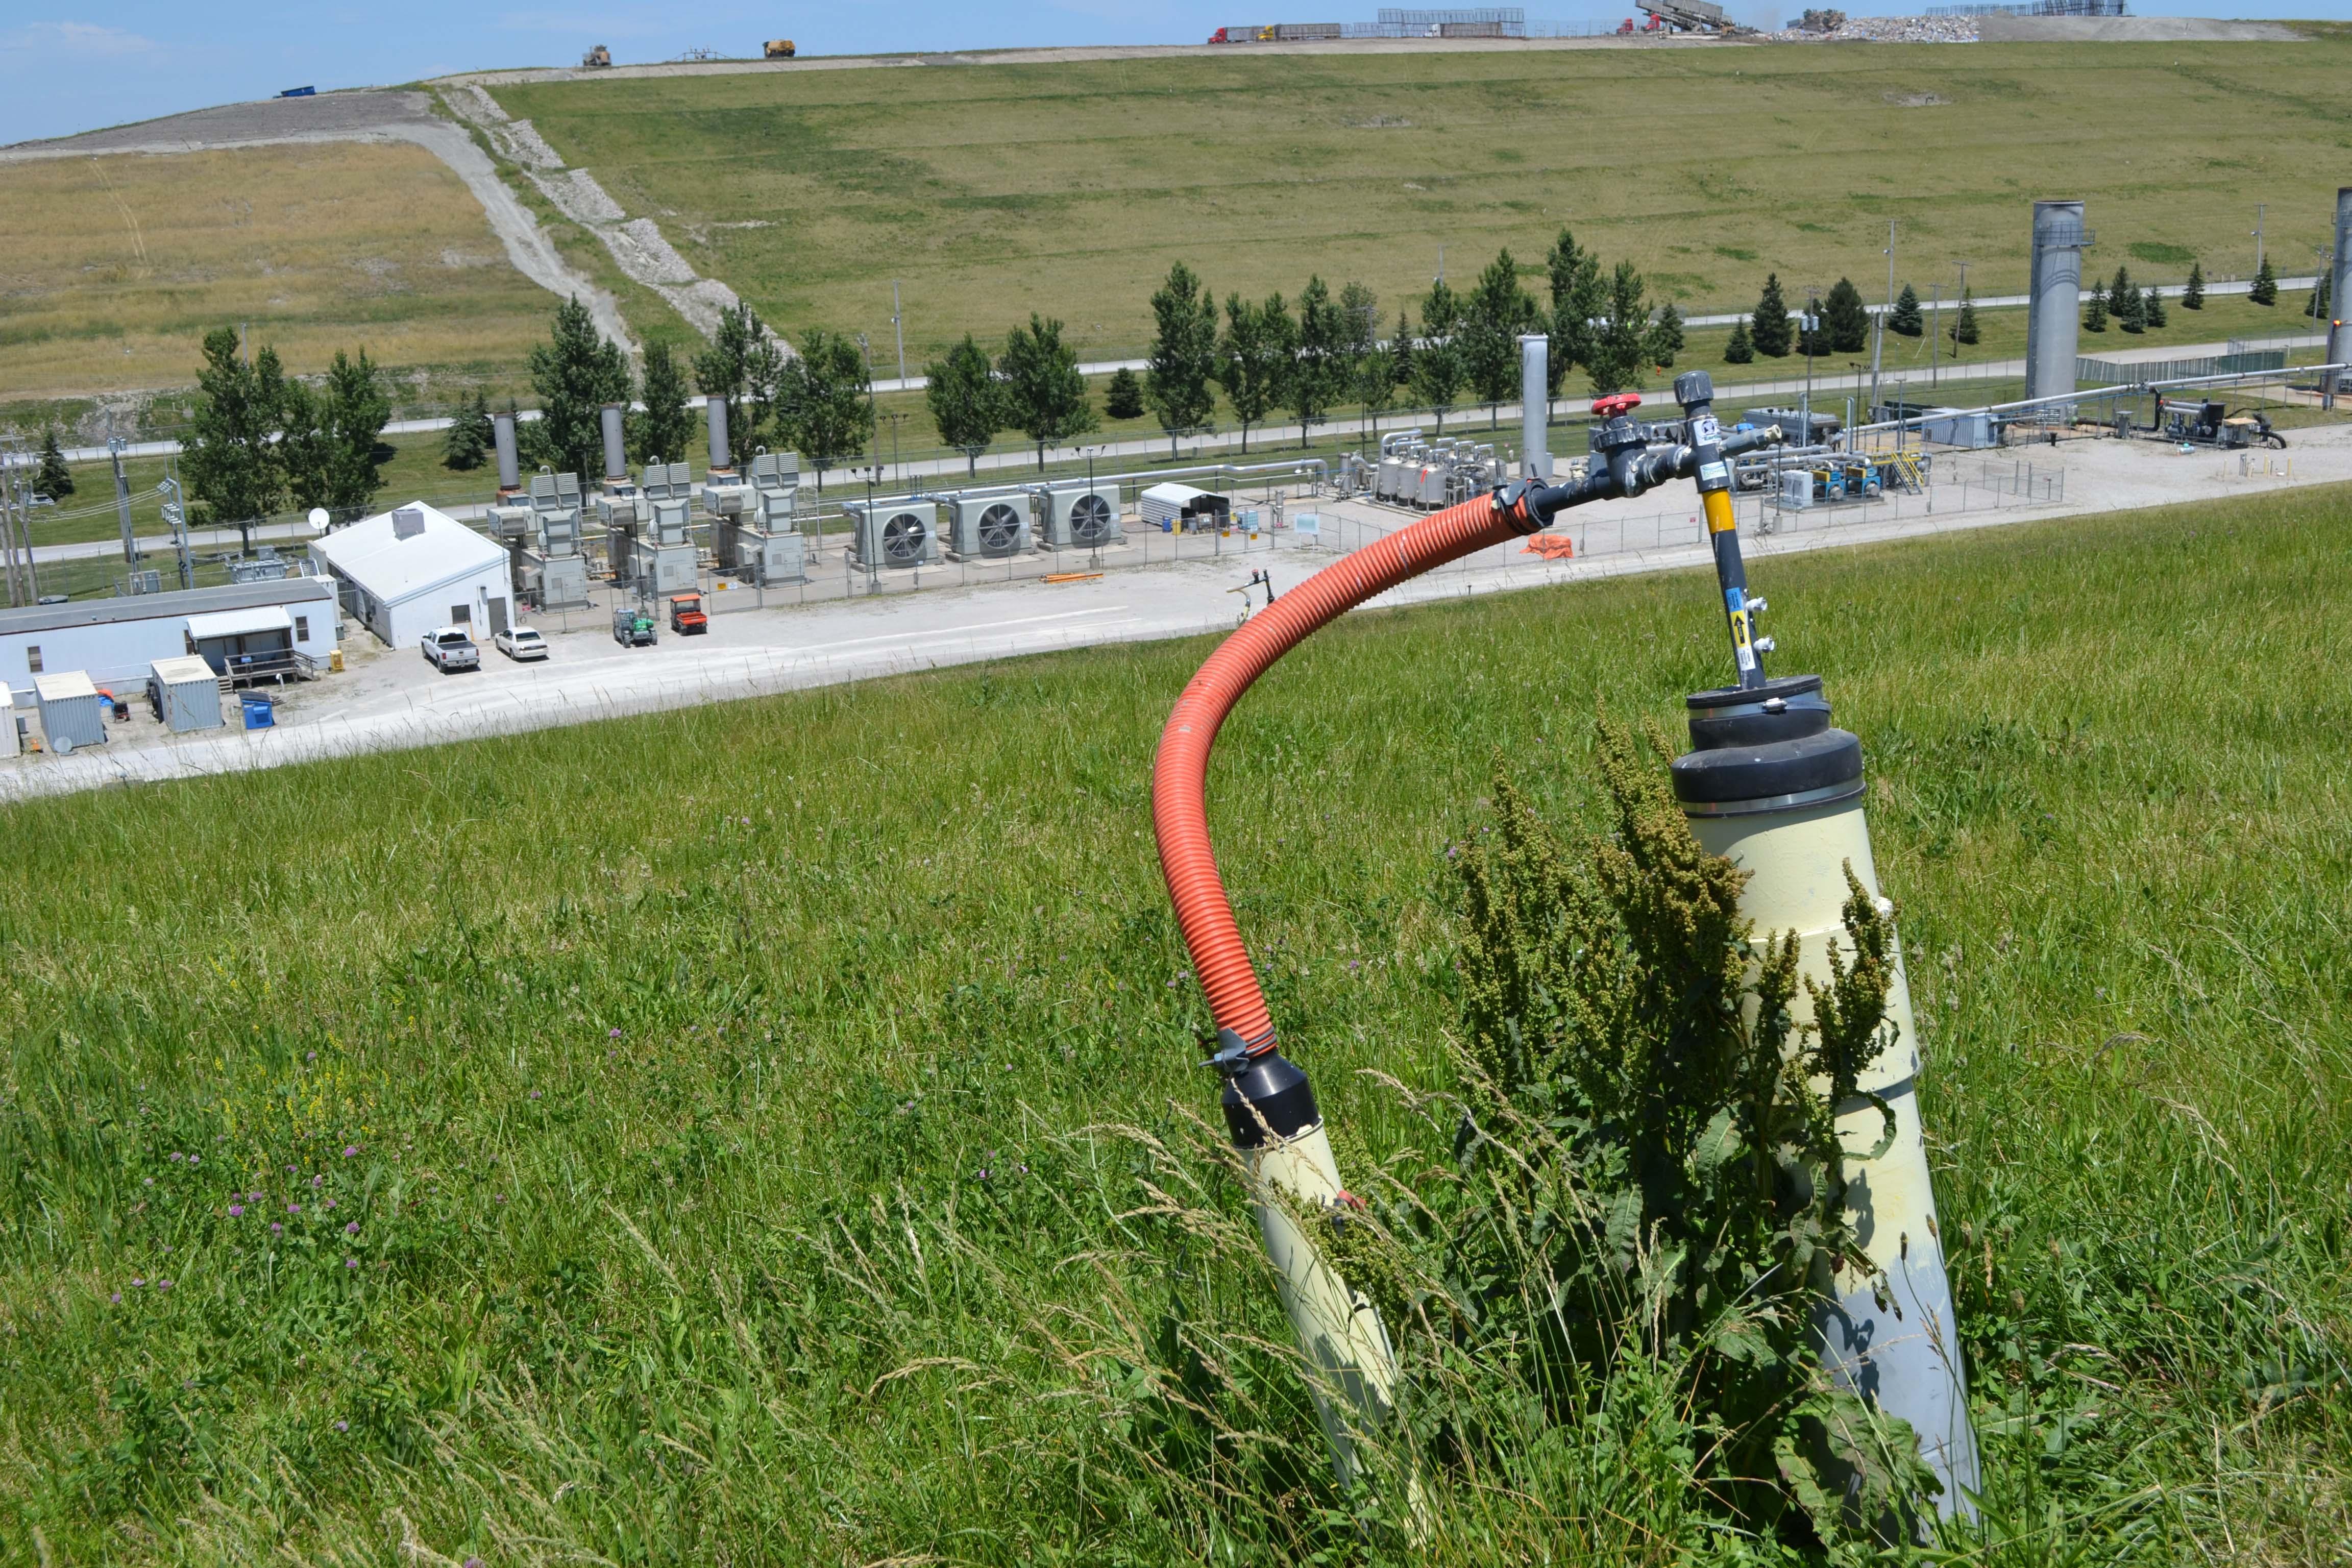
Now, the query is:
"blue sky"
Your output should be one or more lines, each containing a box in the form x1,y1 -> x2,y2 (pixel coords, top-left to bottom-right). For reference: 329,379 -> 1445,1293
3,0 -> 2344,146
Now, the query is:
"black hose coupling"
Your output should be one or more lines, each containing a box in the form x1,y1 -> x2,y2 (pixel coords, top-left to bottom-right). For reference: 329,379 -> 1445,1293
1210,1028 -> 1322,1149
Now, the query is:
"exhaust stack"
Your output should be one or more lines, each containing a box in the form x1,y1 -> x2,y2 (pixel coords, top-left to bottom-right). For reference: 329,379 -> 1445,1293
2024,200 -> 2090,414
706,395 -> 732,474
1520,333 -> 1551,481
493,411 -> 520,494
601,402 -> 627,482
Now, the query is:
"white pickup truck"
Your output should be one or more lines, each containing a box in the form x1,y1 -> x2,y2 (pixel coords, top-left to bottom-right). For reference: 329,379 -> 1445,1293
421,626 -> 480,673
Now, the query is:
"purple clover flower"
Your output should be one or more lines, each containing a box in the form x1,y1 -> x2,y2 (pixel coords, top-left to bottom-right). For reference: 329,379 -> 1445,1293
609,1027 -> 624,1039
345,1221 -> 360,1234
345,1258 -> 359,1269
344,1144 -> 359,1157
270,1222 -> 283,1234
228,1204 -> 245,1217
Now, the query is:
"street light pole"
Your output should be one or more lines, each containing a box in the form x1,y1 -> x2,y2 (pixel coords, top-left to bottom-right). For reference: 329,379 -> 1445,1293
1870,220 -> 1894,424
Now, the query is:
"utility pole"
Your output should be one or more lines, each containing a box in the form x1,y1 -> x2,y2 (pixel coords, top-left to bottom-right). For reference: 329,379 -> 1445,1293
1799,286 -> 1822,455
1950,259 -> 1970,361
2253,203 -> 2265,274
891,280 -> 906,387
109,417 -> 140,567
1929,283 -> 1941,389
1870,220 -> 1894,425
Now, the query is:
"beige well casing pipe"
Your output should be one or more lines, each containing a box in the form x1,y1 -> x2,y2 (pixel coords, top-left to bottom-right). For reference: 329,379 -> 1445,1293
1243,1120 -> 1402,1484
1688,787 -> 1981,1517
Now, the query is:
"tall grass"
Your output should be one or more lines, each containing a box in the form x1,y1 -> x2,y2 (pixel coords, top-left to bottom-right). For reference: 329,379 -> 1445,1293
1,484 -> 2347,1561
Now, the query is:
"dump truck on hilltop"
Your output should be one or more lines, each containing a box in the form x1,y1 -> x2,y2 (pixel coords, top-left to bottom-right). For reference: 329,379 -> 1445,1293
765,39 -> 796,58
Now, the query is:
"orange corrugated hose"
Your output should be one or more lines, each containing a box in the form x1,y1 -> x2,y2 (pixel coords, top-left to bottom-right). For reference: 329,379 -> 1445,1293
1153,492 -> 1536,1055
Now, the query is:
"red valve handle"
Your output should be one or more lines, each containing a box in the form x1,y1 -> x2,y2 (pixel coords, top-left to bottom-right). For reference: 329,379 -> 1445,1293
1591,393 -> 1644,418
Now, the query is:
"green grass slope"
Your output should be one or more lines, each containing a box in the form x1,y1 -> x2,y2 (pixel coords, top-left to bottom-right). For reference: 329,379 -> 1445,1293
3,485 -> 2350,1560
495,38 -> 2352,363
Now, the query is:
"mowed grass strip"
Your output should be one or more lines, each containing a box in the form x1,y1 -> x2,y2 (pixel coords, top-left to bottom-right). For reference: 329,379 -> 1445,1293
496,37 -> 2352,363
0,142 -> 557,401
2,484 -> 2349,1559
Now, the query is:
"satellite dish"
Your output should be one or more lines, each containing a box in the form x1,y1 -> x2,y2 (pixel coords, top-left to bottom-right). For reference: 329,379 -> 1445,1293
308,507 -> 330,534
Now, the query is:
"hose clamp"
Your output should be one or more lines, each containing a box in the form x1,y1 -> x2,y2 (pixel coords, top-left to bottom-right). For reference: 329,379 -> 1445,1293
1207,1024 -> 1277,1075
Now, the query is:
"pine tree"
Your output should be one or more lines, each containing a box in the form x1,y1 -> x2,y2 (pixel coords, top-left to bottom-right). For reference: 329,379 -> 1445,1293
2082,282 -> 2109,333
1646,301 -> 1685,369
1545,228 -> 1600,389
693,301 -> 783,462
2182,261 -> 2206,310
1953,287 -> 1981,346
1723,320 -> 1755,364
629,341 -> 698,465
281,347 -> 392,514
1750,274 -> 1794,359
1822,278 -> 1870,355
442,389 -> 493,472
1462,249 -> 1536,423
2309,273 -> 2331,323
528,295 -> 632,482
1409,280 -> 1466,431
1104,366 -> 1145,421
774,327 -> 873,490
1215,292 -> 1289,454
1143,261 -> 1218,460
37,429 -> 73,499
183,325 -> 288,546
1889,283 -> 1924,338
999,314 -> 1096,470
925,334 -> 1004,476
1584,262 -> 1650,397
2115,266 -> 2147,334
2145,286 -> 2167,329
2249,257 -> 2278,306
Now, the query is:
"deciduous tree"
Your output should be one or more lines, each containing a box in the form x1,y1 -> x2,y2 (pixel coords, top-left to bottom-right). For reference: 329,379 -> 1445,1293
776,327 -> 873,490
926,334 -> 1004,477
1000,314 -> 1097,469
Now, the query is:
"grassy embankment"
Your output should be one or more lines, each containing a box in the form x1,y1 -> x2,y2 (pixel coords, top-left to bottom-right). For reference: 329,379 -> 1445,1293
496,37 -> 2352,365
0,142 -> 554,409
2,482 -> 2348,1560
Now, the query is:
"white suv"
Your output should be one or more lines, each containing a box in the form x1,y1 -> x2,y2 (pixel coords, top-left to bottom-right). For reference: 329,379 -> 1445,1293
494,626 -> 549,662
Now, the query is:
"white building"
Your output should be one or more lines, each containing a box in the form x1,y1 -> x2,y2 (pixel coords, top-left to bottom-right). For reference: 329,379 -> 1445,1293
313,501 -> 514,649
0,578 -> 338,704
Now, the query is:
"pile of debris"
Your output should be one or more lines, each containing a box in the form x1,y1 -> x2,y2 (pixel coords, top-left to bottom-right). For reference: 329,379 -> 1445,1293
1760,12 -> 1981,40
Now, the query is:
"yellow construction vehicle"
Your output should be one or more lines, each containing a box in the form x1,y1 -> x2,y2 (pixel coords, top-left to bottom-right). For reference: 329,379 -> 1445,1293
581,44 -> 611,67
764,38 -> 796,59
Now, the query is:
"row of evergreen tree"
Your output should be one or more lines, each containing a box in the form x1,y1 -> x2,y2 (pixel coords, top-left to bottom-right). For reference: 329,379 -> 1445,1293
1102,232 -> 1688,454
163,248 -> 2333,529
1723,276 -> 1982,365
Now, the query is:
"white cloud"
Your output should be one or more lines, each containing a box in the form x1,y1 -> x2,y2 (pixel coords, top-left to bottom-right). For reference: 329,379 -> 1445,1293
0,21 -> 161,57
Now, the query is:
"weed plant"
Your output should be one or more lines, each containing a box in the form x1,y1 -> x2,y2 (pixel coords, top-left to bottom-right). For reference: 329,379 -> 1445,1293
1,485 -> 2348,1561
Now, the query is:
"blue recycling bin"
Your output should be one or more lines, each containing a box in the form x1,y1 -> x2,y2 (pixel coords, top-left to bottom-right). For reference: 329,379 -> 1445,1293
240,693 -> 275,730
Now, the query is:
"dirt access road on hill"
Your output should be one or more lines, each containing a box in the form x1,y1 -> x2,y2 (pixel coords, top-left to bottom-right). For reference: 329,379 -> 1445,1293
0,91 -> 632,353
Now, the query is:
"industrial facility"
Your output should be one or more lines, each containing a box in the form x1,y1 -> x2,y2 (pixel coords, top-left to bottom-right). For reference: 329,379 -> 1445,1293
0,577 -> 338,699
314,502 -> 514,649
